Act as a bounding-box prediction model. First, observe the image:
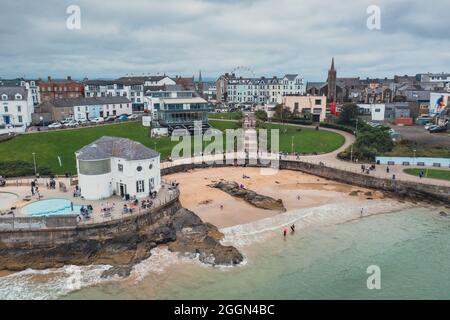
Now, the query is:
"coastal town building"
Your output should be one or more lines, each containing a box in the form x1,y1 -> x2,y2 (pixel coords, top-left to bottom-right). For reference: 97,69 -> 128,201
144,84 -> 212,134
39,76 -> 84,101
282,94 -> 327,122
35,97 -> 132,123
0,79 -> 41,105
76,136 -> 161,200
223,74 -> 305,106
0,84 -> 35,134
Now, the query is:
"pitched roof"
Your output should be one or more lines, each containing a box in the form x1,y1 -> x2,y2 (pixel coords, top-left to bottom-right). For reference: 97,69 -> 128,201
76,136 -> 159,161
47,96 -> 131,108
284,74 -> 298,81
0,86 -> 28,100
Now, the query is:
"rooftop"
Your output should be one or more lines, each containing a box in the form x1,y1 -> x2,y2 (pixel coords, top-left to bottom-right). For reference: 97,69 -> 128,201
76,136 -> 160,161
0,86 -> 28,100
46,96 -> 131,108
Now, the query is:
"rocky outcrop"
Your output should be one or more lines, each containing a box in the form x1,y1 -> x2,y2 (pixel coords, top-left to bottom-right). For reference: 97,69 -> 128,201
0,201 -> 243,274
208,181 -> 286,212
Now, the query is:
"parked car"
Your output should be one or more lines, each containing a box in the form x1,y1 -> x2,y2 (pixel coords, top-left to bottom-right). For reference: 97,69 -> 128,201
116,115 -> 129,121
0,176 -> 6,187
64,120 -> 79,128
128,114 -> 139,120
429,126 -> 448,133
426,125 -> 439,131
48,122 -> 63,129
424,123 -> 435,130
90,117 -> 105,124
105,116 -> 116,122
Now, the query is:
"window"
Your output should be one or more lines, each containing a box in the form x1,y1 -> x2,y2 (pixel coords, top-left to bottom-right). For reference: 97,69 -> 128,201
149,164 -> 153,170
137,166 -> 143,172
1,94 -> 7,101
15,94 -> 22,100
17,106 -> 21,112
136,180 -> 145,193
18,116 -> 23,123
315,99 -> 322,105
118,164 -> 123,172
4,106 -> 8,112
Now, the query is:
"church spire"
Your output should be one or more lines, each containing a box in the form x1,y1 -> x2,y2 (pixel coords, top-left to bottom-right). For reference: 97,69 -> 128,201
330,57 -> 335,71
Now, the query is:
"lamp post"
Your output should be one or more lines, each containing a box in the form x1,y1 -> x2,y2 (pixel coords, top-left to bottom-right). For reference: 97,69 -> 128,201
413,149 -> 417,165
291,136 -> 294,155
350,118 -> 359,162
32,152 -> 37,176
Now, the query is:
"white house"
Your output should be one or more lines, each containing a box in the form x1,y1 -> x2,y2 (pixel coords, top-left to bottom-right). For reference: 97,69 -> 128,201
0,85 -> 34,134
357,103 -> 386,121
76,136 -> 161,200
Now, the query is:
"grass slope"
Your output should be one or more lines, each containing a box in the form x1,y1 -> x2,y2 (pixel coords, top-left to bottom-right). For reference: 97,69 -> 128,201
404,168 -> 450,182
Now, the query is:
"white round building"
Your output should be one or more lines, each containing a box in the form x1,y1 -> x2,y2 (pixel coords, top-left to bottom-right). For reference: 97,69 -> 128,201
75,136 -> 161,200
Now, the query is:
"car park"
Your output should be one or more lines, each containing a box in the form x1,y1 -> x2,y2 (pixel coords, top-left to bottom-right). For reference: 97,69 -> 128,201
64,121 -> 79,128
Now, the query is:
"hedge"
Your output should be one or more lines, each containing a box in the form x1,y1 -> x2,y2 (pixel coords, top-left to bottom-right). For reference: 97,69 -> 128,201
0,161 -> 54,178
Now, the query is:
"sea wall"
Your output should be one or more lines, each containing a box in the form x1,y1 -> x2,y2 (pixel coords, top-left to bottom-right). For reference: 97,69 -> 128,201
161,160 -> 450,205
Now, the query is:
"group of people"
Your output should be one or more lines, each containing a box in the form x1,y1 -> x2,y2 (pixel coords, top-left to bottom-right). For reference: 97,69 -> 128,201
283,225 -> 296,237
73,185 -> 81,198
361,164 -> 376,174
30,179 -> 40,197
46,178 -> 57,190
141,199 -> 154,209
79,205 -> 93,220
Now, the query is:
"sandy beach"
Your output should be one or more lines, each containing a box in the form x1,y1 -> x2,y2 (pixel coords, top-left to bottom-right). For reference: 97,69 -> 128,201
165,167 -> 385,228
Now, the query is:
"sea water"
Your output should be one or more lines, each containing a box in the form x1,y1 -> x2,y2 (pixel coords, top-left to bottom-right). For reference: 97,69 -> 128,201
1,205 -> 449,300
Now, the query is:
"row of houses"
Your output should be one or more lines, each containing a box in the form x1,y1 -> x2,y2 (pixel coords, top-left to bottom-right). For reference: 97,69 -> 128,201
0,74 -> 210,135
216,74 -> 305,105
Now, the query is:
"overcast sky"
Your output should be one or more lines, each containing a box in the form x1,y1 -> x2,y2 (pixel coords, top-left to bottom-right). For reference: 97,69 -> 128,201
1,0 -> 449,81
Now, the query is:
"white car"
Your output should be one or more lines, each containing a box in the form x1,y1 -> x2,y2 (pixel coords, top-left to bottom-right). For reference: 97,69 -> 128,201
424,123 -> 435,130
64,121 -> 79,128
90,117 -> 105,124
48,122 -> 62,129
128,114 -> 139,120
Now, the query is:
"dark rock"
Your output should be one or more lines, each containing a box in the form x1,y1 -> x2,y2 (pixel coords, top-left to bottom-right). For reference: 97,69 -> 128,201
208,181 -> 286,212
440,211 -> 448,217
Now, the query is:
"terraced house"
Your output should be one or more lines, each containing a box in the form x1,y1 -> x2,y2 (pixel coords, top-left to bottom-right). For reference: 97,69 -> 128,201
0,84 -> 34,134
221,74 -> 305,105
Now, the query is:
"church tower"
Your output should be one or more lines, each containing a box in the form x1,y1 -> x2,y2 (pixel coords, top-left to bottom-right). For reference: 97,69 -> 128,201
327,58 -> 337,102
197,70 -> 204,95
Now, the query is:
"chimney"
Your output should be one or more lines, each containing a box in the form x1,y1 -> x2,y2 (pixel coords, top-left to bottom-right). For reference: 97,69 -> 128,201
67,76 -> 72,81
48,76 -> 52,81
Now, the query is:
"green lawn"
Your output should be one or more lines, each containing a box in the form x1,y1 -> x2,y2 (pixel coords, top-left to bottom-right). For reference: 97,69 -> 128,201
0,120 -> 344,175
208,112 -> 242,120
260,123 -> 345,155
404,168 -> 450,182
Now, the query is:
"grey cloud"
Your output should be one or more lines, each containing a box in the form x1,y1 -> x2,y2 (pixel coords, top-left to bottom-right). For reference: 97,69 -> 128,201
0,0 -> 449,81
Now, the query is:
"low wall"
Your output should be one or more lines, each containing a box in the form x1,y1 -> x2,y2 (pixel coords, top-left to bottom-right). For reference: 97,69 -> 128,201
0,190 -> 181,247
161,160 -> 450,205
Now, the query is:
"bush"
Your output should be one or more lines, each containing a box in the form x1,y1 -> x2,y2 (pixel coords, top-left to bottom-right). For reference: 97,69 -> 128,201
0,161 -> 54,178
319,122 -> 355,135
286,119 -> 313,126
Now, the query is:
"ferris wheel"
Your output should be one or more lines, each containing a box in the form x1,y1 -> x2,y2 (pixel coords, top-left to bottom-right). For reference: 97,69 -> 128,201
231,66 -> 256,78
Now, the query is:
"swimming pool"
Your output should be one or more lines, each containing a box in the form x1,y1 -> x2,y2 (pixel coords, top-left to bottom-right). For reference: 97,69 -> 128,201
0,192 -> 18,210
22,198 -> 82,217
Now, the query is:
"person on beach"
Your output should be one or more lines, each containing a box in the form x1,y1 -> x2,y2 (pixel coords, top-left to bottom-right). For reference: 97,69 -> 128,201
290,225 -> 295,233
220,205 -> 224,211
386,167 -> 390,174
361,208 -> 364,217
283,228 -> 288,238
71,202 -> 74,212
297,195 -> 301,201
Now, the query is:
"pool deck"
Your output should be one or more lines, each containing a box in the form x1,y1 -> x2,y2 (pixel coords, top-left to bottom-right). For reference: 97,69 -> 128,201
0,177 -> 177,225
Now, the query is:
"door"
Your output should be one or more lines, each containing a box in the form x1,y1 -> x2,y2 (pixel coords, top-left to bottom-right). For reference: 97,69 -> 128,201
149,178 -> 154,193
119,184 -> 126,197
3,115 -> 11,124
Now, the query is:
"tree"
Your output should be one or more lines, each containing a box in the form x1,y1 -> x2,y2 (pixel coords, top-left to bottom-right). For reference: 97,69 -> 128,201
393,95 -> 407,103
273,104 -> 292,122
255,110 -> 268,122
338,103 -> 358,125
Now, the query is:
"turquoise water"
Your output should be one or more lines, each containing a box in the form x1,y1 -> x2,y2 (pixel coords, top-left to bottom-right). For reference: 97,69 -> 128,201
63,206 -> 450,300
1,206 -> 449,299
22,198 -> 82,216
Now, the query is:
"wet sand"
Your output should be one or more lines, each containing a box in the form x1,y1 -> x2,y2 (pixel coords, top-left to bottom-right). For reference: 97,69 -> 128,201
165,167 -> 384,228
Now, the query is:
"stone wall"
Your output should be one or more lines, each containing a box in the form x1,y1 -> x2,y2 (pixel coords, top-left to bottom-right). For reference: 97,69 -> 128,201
161,160 -> 450,205
0,191 -> 181,247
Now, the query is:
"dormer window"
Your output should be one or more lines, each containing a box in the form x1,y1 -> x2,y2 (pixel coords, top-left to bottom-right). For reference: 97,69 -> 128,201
1,94 -> 7,101
15,94 -> 22,100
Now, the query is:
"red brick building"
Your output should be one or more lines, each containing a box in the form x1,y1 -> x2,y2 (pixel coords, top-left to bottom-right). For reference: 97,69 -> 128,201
38,76 -> 84,101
